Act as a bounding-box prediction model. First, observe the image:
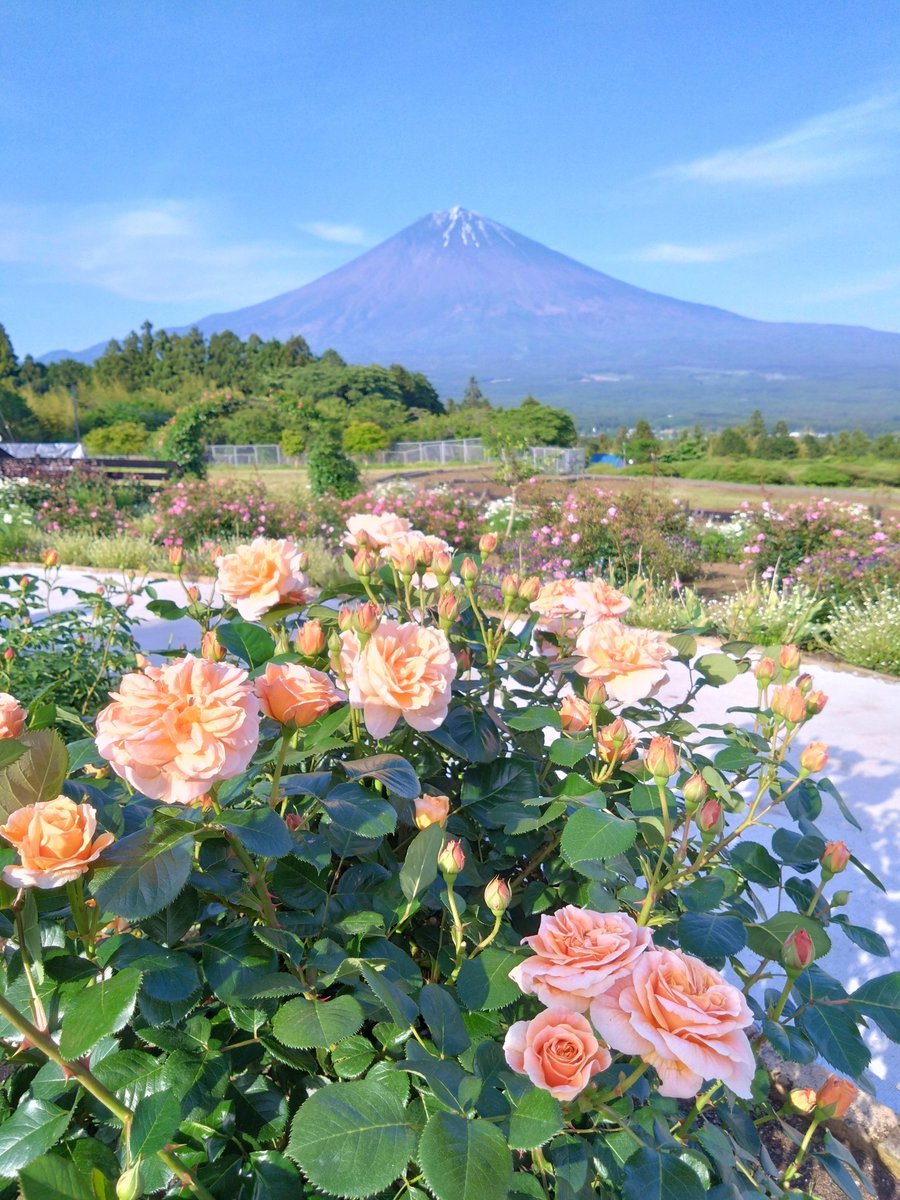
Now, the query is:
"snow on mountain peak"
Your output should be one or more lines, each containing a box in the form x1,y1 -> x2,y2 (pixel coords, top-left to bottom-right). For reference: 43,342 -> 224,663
432,206 -> 514,249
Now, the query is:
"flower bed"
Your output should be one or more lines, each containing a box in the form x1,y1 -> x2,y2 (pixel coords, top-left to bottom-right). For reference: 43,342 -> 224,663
0,511 -> 895,1199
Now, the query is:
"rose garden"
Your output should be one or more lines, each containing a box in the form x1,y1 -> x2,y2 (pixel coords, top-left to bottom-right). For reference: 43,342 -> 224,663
0,492 -> 897,1200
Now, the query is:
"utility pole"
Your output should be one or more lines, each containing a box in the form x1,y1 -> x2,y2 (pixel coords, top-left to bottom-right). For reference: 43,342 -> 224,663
69,384 -> 81,442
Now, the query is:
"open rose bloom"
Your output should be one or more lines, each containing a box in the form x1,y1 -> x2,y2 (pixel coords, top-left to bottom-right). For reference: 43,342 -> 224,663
504,1008 -> 611,1101
0,796 -> 114,889
573,620 -> 674,702
590,948 -> 754,1099
342,511 -> 412,550
0,692 -> 26,740
96,655 -> 260,804
216,537 -> 317,621
345,619 -> 456,737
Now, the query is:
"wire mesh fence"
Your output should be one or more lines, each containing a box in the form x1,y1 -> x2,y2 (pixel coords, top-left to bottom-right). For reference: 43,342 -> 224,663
206,440 -> 585,474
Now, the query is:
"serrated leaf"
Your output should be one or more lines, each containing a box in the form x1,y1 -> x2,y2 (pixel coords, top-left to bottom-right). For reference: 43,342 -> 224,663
0,1099 -> 71,1178
342,754 -> 419,799
418,1112 -> 512,1200
695,653 -> 739,686
548,736 -> 593,767
677,913 -> 746,959
507,1087 -> 564,1150
0,729 -> 68,818
399,822 -> 443,902
18,1154 -> 93,1200
622,1147 -> 706,1200
850,972 -> 900,1041
798,1001 -> 870,1077
58,968 -> 141,1060
130,1091 -> 181,1159
218,807 -> 294,857
730,842 -> 781,887
419,984 -> 471,1056
216,620 -> 276,668
273,994 -> 364,1048
90,823 -> 194,920
359,963 -> 419,1027
746,912 -> 831,962
322,782 -> 397,838
287,1080 -> 415,1199
456,949 -> 522,1012
560,807 -> 637,871
0,739 -> 27,770
331,1035 -> 376,1078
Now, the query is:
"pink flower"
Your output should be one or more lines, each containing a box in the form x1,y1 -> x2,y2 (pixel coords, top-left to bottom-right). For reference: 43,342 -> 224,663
216,538 -> 316,621
256,663 -> 344,728
342,511 -> 412,550
0,796 -> 114,889
504,1008 -> 611,1101
346,620 -> 456,738
510,906 -> 652,1012
96,655 -> 260,804
590,948 -> 754,1099
573,621 -> 673,702
0,693 -> 26,740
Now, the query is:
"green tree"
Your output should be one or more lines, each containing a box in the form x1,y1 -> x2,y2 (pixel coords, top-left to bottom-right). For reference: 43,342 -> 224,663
343,421 -> 390,455
628,419 -> 660,463
461,376 -> 490,409
83,420 -> 149,455
307,430 -> 360,498
715,427 -> 750,457
0,323 -> 19,387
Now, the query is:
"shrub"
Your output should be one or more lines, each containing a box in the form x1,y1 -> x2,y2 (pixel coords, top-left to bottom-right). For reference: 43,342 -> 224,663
307,431 -> 362,498
343,420 -> 390,455
706,575 -> 826,645
82,420 -> 149,455
798,462 -> 852,488
825,589 -> 900,674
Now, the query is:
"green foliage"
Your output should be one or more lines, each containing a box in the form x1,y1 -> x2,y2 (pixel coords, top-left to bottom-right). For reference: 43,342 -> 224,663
159,391 -> 239,477
343,420 -> 390,454
82,420 -> 149,455
307,431 -> 361,498
825,590 -> 900,675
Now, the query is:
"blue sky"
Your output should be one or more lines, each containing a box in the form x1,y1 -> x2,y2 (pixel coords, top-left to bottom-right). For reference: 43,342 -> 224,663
2,0 -> 899,357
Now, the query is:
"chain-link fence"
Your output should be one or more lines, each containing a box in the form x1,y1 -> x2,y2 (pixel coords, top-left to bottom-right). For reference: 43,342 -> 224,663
206,440 -> 584,474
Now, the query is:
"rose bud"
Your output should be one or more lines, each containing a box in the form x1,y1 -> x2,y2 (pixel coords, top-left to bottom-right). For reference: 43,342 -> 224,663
479,532 -> 498,555
460,557 -> 479,583
778,644 -> 801,677
560,694 -> 592,733
186,586 -> 200,604
789,1087 -> 819,1115
796,672 -> 813,696
353,601 -> 381,637
416,540 -> 435,568
433,551 -> 453,582
352,547 -> 377,577
831,889 -> 850,907
682,771 -> 708,811
338,606 -> 355,633
806,689 -> 828,716
201,629 -> 226,662
585,679 -> 608,708
438,839 -> 465,879
519,576 -> 541,604
456,647 -> 473,673
816,1075 -> 857,1119
799,740 -> 828,774
754,656 -> 776,687
296,619 -> 326,657
644,735 -> 678,783
782,927 -> 815,973
596,718 -> 636,764
484,876 -> 511,916
396,550 -> 418,579
116,1161 -> 144,1200
500,572 -> 520,598
209,543 -> 224,563
771,685 -> 807,725
697,798 -> 724,836
3,647 -> 15,663
285,813 -> 305,832
414,793 -> 450,830
168,545 -> 184,567
42,549 -> 59,568
820,840 -> 850,876
438,593 -> 460,629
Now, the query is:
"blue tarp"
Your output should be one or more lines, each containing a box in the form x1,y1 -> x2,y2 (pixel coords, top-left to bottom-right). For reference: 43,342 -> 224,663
590,453 -> 625,467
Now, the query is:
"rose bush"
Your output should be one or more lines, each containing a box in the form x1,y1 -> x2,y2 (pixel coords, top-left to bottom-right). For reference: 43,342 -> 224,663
0,524 -> 896,1200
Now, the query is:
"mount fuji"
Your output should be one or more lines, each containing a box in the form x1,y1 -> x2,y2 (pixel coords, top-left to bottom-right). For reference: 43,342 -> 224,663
63,207 -> 900,426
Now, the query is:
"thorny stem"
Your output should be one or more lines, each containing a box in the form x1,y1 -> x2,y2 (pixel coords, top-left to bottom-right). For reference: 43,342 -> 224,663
224,832 -> 281,929
268,730 -> 291,808
782,1112 -> 823,1186
445,883 -> 467,982
594,1060 -> 648,1103
676,1081 -> 722,1137
470,913 -> 503,958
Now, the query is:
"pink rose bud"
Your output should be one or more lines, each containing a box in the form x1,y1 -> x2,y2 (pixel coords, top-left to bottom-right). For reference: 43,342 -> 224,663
585,679 -> 608,709
438,593 -> 460,628
456,647 -> 473,672
397,551 -> 418,578
3,647 -> 15,663
43,549 -> 59,568
438,839 -> 465,879
816,1075 -> 857,1119
353,601 -> 381,637
820,840 -> 850,875
596,718 -> 636,764
644,735 -> 678,783
352,547 -> 375,577
796,672 -> 813,696
800,740 -> 828,774
201,630 -> 226,662
778,644 -> 801,676
209,544 -> 224,562
20,576 -> 29,589
754,656 -> 776,686
187,586 -> 200,604
414,794 -> 450,830
682,771 -> 708,811
806,689 -> 828,716
500,572 -> 520,598
560,694 -> 592,733
771,685 -> 807,725
338,606 -> 355,633
790,1087 -> 819,1115
460,557 -> 480,583
479,532 -> 498,555
484,876 -> 511,916
168,545 -> 184,567
782,927 -> 815,973
433,551 -> 453,581
518,576 -> 541,603
284,813 -> 305,832
296,619 -> 326,657
697,798 -> 724,836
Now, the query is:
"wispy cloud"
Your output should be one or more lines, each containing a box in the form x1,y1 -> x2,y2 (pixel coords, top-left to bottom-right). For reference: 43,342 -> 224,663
803,266 -> 900,304
630,239 -> 759,264
0,200 -> 314,304
298,220 -> 368,245
659,94 -> 900,187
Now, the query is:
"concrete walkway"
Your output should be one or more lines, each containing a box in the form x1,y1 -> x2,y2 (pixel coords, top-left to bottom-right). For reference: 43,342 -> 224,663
7,566 -> 899,1104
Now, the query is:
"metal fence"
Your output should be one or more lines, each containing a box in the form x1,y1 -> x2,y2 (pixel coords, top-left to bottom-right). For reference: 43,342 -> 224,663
206,440 -> 585,474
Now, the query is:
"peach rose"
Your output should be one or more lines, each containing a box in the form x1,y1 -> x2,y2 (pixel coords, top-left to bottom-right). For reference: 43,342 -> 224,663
816,1074 -> 857,1118
347,620 -> 456,738
256,663 -> 344,728
0,693 -> 26,740
504,1007 -> 611,1101
531,579 -> 630,638
573,620 -> 673,702
342,511 -> 413,550
0,796 -> 114,889
590,948 -> 754,1099
95,655 -> 260,805
380,531 -> 454,589
510,906 -> 652,1012
414,793 -> 450,829
577,579 -> 631,623
216,538 -> 316,621
560,695 -> 592,733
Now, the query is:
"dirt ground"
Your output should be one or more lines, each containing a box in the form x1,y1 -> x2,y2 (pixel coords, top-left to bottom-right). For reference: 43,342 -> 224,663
758,1111 -> 897,1199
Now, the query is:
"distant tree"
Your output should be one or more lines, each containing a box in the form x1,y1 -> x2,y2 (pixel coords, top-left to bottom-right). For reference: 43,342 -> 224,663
45,358 -> 91,391
744,409 -> 766,443
83,421 -> 149,455
307,430 -> 360,498
800,433 -> 824,459
461,376 -> 490,409
0,386 -> 43,440
715,427 -> 750,457
0,323 -> 19,387
756,420 -> 798,459
628,419 -> 660,463
343,421 -> 390,455
17,355 -> 48,394
493,397 -> 577,448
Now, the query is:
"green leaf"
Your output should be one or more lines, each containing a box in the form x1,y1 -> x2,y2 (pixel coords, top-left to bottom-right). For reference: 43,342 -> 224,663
218,808 -> 294,857
730,842 -> 781,887
746,912 -> 831,962
146,598 -> 186,620
695,653 -> 739,686
622,1147 -> 707,1200
0,1099 -> 71,1178
273,995 -> 364,1049
456,949 -> 522,1012
428,704 -> 503,763
420,985 -> 471,1056
460,757 -> 540,812
322,782 -> 397,838
834,920 -> 890,958
677,913 -> 746,959
399,822 -> 444,902
331,1036 -> 376,1078
129,1091 -> 182,1159
18,1154 -> 93,1200
560,807 -> 637,872
202,926 -> 277,1003
771,828 -> 826,864
0,739 -> 27,770
359,963 -> 419,1027
798,1000 -> 870,1078
216,620 -> 276,668
850,972 -> 900,1041
90,823 -> 194,920
418,1112 -> 512,1200
287,1080 -> 415,1199
548,736 -> 593,767
0,730 -> 68,818
58,968 -> 142,1060
343,754 -> 419,799
506,706 -> 561,732
507,1087 -> 564,1150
